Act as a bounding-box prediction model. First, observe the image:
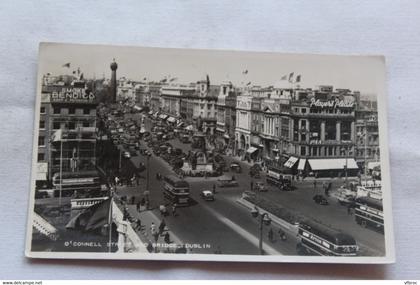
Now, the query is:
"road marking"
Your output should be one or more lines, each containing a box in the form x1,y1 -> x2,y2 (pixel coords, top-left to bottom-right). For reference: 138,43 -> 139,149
200,203 -> 284,255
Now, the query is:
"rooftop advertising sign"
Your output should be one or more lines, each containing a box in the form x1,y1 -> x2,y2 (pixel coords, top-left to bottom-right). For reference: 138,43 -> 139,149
51,88 -> 96,104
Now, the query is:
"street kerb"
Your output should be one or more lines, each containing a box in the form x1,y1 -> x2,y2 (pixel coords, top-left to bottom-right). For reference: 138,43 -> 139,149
236,196 -> 299,236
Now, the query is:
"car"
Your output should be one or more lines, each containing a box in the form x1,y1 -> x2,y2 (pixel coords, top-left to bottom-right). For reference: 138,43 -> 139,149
229,163 -> 242,173
200,190 -> 215,201
313,194 -> 329,205
129,150 -> 138,157
217,177 -> 239,188
123,151 -> 131,159
254,181 -> 267,192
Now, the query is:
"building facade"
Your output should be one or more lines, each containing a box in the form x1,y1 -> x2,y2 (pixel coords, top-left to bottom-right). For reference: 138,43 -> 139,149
36,80 -> 98,187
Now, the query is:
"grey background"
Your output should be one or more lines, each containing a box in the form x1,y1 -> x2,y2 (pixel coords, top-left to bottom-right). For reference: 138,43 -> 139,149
0,0 -> 419,279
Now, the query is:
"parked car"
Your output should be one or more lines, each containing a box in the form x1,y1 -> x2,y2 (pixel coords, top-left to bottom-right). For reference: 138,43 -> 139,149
217,176 -> 239,188
123,151 -> 131,159
313,194 -> 329,205
229,163 -> 242,173
254,181 -> 267,192
200,190 -> 215,201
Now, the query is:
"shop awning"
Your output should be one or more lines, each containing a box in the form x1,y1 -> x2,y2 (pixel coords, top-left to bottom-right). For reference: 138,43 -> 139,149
297,158 -> 306,170
284,156 -> 298,168
148,111 -> 153,115
159,114 -> 168,120
185,125 -> 194,131
177,122 -> 184,128
215,127 -> 225,133
246,146 -> 258,154
308,158 -> 359,171
223,134 -> 230,139
133,105 -> 143,111
367,161 -> 381,170
167,116 -> 176,123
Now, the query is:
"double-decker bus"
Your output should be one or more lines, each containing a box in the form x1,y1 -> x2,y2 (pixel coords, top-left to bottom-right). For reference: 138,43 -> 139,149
52,170 -> 102,197
297,221 -> 359,256
354,196 -> 384,233
266,167 -> 293,190
162,175 -> 190,207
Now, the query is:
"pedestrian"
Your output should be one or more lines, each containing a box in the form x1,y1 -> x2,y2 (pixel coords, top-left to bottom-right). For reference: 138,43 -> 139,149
250,180 -> 254,191
150,222 -> 156,235
164,232 -> 171,244
172,204 -> 177,216
159,219 -> 166,235
212,184 -> 216,195
135,219 -> 142,231
136,201 -> 140,212
313,180 -> 317,190
347,205 -> 353,216
136,174 -> 140,186
115,176 -> 119,186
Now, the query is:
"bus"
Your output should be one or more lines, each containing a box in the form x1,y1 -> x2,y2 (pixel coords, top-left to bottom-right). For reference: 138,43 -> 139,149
354,196 -> 384,233
52,170 -> 102,197
266,167 -> 293,190
163,175 -> 190,207
296,221 -> 359,256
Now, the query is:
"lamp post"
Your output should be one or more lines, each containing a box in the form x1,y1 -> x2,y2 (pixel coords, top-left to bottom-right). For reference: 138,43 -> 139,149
145,151 -> 152,208
251,206 -> 271,255
340,146 -> 349,188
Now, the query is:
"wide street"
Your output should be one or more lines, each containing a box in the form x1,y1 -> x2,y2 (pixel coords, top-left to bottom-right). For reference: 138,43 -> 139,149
112,115 -> 385,256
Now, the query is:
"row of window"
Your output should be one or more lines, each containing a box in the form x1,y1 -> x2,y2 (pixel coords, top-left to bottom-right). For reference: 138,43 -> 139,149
39,120 -> 93,130
40,106 -> 93,115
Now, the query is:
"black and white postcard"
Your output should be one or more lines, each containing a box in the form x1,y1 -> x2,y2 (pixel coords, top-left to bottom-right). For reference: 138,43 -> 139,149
25,42 -> 394,263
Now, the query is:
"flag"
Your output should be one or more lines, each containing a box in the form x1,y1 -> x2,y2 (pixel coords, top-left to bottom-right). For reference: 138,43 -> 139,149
281,75 -> 287,80
206,74 -> 210,88
143,77 -> 147,81
62,62 -> 70,68
66,198 -> 111,231
288,72 -> 294,82
160,78 -> 167,83
295,75 -> 301,83
242,70 -> 248,74
51,129 -> 62,142
79,73 -> 84,80
169,77 -> 177,82
246,81 -> 251,86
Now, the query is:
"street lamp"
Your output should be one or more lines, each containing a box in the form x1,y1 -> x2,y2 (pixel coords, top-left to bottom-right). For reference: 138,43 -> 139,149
251,206 -> 271,255
145,152 -> 152,208
340,147 -> 348,188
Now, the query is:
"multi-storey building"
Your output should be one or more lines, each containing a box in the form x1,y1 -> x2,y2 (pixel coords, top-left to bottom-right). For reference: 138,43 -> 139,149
286,86 -> 359,176
355,96 -> 380,172
161,85 -> 195,123
215,82 -> 234,149
180,79 -> 218,134
117,77 -> 135,101
235,94 -> 253,157
149,83 -> 162,113
36,79 -> 98,187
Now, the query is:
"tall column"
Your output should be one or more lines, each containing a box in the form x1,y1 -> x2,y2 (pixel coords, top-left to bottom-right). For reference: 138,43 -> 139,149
336,121 -> 341,141
320,121 -> 326,141
110,59 -> 118,103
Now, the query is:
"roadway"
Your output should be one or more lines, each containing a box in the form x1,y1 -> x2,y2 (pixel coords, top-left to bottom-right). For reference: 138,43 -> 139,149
113,116 -> 385,256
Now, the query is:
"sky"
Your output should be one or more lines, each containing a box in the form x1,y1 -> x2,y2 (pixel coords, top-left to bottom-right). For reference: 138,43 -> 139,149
38,42 -> 386,96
